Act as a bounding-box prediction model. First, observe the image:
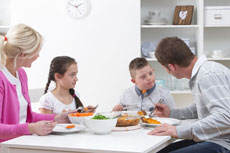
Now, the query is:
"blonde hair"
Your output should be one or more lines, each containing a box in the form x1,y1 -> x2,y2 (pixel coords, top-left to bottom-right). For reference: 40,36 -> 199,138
0,24 -> 43,68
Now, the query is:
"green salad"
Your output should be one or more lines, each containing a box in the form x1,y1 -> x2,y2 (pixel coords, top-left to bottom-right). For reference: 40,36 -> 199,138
92,114 -> 111,120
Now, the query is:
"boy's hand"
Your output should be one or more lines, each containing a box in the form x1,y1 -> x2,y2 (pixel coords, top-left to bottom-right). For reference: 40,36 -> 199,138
112,104 -> 123,111
154,103 -> 170,117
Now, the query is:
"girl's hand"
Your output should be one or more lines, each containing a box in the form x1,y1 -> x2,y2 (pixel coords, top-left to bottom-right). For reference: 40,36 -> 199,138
54,110 -> 78,123
86,105 -> 96,113
112,104 -> 123,111
28,121 -> 56,136
154,103 -> 170,117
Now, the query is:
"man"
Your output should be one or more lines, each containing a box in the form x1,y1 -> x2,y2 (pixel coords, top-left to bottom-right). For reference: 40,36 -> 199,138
148,37 -> 230,153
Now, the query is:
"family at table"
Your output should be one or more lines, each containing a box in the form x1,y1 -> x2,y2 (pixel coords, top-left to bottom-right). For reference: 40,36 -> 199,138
1,24 -> 230,153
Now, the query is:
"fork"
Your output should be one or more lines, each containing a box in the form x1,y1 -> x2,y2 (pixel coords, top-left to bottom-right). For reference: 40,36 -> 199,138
91,104 -> 98,112
77,106 -> 84,113
148,98 -> 164,118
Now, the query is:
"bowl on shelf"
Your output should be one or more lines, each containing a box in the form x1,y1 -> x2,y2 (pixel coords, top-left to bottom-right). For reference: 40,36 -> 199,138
85,114 -> 117,135
210,50 -> 225,58
68,112 -> 94,125
149,52 -> 155,58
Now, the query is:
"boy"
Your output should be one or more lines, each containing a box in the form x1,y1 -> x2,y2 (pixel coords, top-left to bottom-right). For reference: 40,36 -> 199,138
113,57 -> 175,112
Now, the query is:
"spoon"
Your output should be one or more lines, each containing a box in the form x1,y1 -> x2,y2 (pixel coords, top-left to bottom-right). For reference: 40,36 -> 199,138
112,114 -> 122,119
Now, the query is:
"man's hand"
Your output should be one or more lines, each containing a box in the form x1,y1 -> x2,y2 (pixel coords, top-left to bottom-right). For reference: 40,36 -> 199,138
154,103 -> 170,117
148,123 -> 178,138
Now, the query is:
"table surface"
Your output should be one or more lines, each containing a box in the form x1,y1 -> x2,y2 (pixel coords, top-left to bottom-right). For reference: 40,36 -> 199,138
0,119 -> 196,153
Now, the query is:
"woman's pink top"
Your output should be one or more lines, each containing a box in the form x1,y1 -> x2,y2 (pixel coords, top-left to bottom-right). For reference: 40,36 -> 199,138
0,68 -> 55,142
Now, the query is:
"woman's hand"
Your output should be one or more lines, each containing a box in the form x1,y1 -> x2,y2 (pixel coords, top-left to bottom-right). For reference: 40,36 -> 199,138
154,103 -> 170,117
28,121 -> 56,136
54,110 -> 78,123
112,104 -> 123,111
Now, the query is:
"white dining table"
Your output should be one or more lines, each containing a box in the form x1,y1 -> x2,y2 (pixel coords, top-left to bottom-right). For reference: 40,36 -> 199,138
0,119 -> 196,153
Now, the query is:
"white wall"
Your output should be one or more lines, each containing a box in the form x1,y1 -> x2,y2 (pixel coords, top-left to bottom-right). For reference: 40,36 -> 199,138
10,0 -> 140,111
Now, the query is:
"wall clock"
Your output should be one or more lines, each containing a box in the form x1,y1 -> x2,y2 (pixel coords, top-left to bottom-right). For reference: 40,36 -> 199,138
66,0 -> 91,19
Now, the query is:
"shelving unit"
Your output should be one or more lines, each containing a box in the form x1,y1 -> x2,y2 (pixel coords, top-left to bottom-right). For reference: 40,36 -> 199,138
140,0 -> 230,106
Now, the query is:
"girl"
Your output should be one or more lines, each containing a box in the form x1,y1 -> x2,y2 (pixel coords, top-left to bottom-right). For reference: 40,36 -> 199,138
39,56 -> 95,114
0,24 -> 72,143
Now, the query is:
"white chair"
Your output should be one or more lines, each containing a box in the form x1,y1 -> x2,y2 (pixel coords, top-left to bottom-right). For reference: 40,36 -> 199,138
28,88 -> 44,113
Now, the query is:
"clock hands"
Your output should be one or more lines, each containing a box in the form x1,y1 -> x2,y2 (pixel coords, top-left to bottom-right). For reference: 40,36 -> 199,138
76,3 -> 83,8
68,2 -> 83,8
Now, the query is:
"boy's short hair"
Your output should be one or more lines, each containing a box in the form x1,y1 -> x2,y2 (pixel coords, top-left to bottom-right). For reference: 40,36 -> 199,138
155,37 -> 195,69
129,57 -> 151,78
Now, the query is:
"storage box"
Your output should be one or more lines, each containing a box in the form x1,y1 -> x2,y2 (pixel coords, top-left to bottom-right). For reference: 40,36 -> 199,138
204,6 -> 230,25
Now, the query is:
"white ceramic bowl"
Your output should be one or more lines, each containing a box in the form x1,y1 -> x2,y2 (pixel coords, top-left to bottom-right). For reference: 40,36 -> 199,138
68,114 -> 93,125
149,52 -> 155,58
85,117 -> 118,135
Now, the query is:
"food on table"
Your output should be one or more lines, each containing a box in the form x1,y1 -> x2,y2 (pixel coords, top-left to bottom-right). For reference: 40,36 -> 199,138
116,113 -> 140,127
84,107 -> 88,111
69,112 -> 94,117
142,89 -> 147,94
137,110 -> 147,116
142,89 -> 148,97
65,124 -> 75,129
142,117 -> 161,124
92,114 -> 111,120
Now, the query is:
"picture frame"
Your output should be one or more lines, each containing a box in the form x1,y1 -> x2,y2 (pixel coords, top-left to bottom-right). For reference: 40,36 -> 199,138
173,5 -> 194,25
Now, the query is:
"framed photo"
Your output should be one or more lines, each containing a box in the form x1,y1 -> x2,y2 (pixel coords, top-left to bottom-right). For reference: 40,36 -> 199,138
173,5 -> 194,25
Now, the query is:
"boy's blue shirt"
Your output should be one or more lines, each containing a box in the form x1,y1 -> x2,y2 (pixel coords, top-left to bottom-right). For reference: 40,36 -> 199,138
135,84 -> 156,99
119,84 -> 175,112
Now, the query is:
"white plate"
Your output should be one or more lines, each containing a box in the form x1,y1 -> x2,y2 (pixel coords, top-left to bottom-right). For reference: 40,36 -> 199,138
144,22 -> 167,25
52,124 -> 86,133
113,124 -> 141,131
141,41 -> 156,57
141,117 -> 181,127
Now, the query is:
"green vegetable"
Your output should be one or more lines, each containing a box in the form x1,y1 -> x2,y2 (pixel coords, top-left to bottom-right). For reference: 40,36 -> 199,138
92,115 -> 110,120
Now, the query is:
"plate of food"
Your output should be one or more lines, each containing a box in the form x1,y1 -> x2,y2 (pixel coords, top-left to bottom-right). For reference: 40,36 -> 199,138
52,124 -> 86,133
141,117 -> 180,127
110,111 -> 140,127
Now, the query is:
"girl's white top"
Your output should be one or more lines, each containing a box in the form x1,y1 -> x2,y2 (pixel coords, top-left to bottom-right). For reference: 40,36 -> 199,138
39,91 -> 78,114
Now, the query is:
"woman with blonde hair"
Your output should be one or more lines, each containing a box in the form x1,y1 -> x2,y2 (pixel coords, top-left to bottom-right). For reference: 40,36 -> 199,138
0,24 -> 73,143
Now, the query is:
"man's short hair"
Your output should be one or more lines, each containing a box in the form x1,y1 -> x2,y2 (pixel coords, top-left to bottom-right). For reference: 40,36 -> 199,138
129,57 -> 151,78
155,37 -> 195,69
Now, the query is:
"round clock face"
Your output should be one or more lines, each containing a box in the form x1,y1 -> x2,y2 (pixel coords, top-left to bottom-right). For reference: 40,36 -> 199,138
66,0 -> 91,19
